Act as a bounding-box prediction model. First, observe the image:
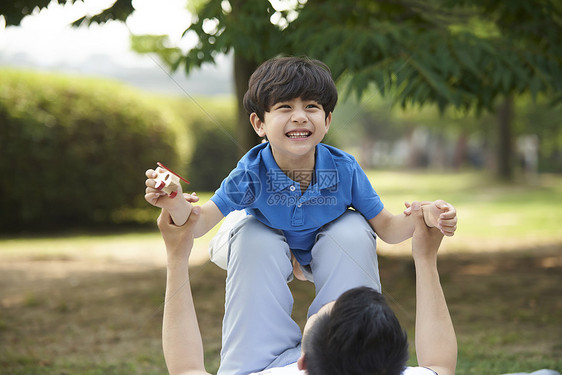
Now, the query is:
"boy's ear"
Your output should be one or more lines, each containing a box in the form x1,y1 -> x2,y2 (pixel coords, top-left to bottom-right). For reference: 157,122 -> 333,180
250,113 -> 266,137
325,112 -> 332,132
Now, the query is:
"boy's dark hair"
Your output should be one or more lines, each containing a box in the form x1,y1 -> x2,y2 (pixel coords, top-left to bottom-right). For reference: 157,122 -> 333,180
243,56 -> 338,121
303,287 -> 409,375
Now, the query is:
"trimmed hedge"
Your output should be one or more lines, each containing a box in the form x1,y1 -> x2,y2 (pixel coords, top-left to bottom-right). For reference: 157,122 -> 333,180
187,120 -> 238,192
164,95 -> 239,192
0,70 -> 183,232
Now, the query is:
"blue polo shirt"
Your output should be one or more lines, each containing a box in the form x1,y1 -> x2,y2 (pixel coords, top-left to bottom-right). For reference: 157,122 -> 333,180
210,142 -> 384,265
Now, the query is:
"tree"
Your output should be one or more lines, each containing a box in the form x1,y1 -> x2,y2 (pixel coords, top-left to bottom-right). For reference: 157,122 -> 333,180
3,0 -> 561,178
0,0 -> 133,26
283,0 -> 561,179
131,0 -> 287,154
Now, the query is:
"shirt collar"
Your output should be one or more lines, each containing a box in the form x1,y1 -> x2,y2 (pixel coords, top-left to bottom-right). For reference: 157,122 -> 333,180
261,143 -> 340,192
314,144 -> 340,190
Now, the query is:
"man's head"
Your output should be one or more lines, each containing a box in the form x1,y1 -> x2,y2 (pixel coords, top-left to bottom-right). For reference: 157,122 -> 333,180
300,287 -> 409,375
243,56 -> 338,122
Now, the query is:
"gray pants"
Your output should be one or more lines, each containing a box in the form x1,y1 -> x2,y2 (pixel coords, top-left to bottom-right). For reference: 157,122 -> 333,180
218,210 -> 381,375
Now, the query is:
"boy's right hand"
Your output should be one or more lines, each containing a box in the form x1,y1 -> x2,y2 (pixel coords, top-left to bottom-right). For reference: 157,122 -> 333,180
145,168 -> 197,210
146,168 -> 197,226
145,168 -> 179,209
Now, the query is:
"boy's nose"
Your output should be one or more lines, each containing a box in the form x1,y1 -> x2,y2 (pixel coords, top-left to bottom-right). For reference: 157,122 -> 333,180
291,108 -> 307,123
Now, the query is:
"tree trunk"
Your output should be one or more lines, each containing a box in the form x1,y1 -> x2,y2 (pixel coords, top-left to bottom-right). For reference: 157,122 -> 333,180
233,52 -> 260,158
496,95 -> 514,180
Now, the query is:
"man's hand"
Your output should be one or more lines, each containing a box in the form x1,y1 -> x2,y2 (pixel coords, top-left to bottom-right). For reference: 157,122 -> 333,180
405,200 -> 457,237
410,201 -> 444,261
158,204 -> 201,261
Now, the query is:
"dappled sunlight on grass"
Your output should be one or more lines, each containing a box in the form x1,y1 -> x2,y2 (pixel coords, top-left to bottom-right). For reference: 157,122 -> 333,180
0,191 -> 221,266
0,172 -> 560,374
366,171 -> 562,252
1,172 -> 560,262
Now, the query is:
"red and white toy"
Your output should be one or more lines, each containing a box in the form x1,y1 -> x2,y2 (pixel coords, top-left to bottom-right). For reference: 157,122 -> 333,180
154,162 -> 190,199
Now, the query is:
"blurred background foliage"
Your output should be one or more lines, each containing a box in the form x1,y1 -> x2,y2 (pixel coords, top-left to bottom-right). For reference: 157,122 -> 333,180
0,68 -> 560,233
0,69 -> 183,231
0,0 -> 561,232
4,0 -> 559,178
127,0 -> 562,180
333,91 -> 562,173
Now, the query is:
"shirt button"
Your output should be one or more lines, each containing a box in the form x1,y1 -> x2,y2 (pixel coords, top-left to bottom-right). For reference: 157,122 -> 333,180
289,186 -> 296,192
297,203 -> 302,208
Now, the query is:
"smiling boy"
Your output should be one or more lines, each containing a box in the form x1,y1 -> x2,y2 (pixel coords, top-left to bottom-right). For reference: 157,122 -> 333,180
145,56 -> 457,374
251,96 -> 327,193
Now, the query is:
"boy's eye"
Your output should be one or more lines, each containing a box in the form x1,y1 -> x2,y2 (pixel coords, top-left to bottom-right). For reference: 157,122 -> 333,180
306,103 -> 321,109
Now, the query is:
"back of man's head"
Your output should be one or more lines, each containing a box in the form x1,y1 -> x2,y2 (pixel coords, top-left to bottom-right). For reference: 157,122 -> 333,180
303,287 -> 409,375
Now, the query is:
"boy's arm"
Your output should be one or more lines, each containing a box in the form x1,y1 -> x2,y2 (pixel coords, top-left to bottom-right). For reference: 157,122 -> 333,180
369,201 -> 457,244
158,207 -> 211,375
368,208 -> 415,244
410,202 -> 457,375
192,200 -> 224,238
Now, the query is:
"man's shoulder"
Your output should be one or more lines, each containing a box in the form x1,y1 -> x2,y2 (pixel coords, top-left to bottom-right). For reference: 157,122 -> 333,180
250,362 -> 303,375
251,364 -> 436,375
403,366 -> 438,375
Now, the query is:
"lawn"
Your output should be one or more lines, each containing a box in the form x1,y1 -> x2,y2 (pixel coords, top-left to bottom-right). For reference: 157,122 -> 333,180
367,171 -> 562,253
1,171 -> 561,374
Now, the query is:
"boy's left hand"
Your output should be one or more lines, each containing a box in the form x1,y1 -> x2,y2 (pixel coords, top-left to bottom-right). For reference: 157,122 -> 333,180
405,200 -> 457,237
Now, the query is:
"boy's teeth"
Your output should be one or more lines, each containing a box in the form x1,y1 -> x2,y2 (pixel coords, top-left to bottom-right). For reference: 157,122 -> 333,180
287,132 -> 310,138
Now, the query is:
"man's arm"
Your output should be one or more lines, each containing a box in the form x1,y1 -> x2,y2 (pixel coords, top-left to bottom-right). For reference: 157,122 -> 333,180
158,207 -> 211,375
152,192 -> 224,239
410,202 -> 457,375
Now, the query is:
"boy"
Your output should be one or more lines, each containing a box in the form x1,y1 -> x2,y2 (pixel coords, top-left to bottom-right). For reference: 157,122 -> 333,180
146,56 -> 457,374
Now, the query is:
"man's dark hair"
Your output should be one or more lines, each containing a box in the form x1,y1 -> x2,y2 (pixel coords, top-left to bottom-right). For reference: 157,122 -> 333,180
303,287 -> 409,375
243,56 -> 338,121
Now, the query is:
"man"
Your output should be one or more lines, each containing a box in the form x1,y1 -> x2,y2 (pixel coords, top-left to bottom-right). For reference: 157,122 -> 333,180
157,202 -> 457,375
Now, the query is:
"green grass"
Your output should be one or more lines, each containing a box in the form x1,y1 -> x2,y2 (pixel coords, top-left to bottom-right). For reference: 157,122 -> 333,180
1,172 -> 560,256
0,172 -> 561,374
0,192 -> 219,262
2,252 -> 560,375
366,171 -> 562,250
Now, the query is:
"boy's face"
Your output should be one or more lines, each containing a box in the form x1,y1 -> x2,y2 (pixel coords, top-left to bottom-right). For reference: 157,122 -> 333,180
250,97 -> 332,167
